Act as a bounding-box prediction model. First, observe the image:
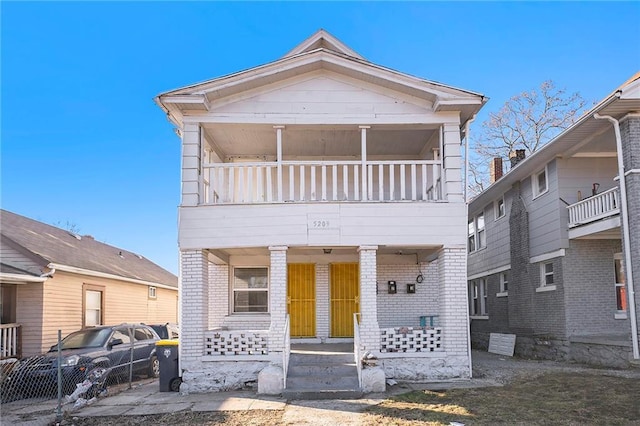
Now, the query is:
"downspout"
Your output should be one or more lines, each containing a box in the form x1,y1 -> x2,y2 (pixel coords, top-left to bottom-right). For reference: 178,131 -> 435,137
593,113 -> 639,360
464,114 -> 476,378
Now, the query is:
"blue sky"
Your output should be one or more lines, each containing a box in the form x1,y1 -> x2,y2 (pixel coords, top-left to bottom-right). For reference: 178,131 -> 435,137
2,2 -> 639,275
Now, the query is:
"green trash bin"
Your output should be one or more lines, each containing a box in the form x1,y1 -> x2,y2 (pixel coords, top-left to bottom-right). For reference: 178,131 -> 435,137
156,339 -> 181,392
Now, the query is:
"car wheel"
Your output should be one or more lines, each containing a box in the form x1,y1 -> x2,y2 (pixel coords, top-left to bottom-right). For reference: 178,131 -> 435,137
169,377 -> 182,392
148,356 -> 160,378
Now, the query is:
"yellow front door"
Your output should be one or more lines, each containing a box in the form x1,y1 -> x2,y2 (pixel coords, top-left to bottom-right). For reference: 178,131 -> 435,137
287,264 -> 316,337
330,263 -> 359,337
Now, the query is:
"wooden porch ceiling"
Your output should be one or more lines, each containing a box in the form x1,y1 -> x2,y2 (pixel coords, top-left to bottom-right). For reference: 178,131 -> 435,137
203,124 -> 439,159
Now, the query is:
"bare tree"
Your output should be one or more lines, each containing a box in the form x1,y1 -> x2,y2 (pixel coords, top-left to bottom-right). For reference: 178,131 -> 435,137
469,80 -> 588,195
53,220 -> 81,235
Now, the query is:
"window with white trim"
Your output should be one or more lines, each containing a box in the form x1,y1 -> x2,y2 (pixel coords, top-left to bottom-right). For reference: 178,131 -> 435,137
541,262 -> 554,286
499,272 -> 509,293
532,166 -> 548,198
83,284 -> 104,327
148,286 -> 157,299
495,197 -> 505,220
614,254 -> 627,315
468,213 -> 486,253
470,279 -> 488,316
232,267 -> 269,313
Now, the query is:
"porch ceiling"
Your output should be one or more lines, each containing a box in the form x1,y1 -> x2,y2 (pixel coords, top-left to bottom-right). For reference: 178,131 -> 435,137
204,124 -> 439,159
208,246 -> 441,262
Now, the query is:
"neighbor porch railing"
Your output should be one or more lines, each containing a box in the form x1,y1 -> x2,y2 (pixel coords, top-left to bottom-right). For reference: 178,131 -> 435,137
202,160 -> 443,204
380,326 -> 443,353
568,187 -> 620,228
204,330 -> 269,356
353,313 -> 362,388
0,323 -> 21,359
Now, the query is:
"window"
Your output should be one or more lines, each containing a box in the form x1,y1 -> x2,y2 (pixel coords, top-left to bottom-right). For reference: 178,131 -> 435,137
541,262 -> 554,286
468,213 -> 486,253
495,197 -> 505,220
233,267 -> 269,313
148,286 -> 157,299
614,255 -> 627,315
83,284 -> 104,327
532,166 -> 548,198
470,279 -> 488,316
499,272 -> 509,294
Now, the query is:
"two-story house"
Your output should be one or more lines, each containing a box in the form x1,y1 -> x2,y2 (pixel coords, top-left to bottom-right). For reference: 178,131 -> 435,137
156,30 -> 486,395
467,72 -> 640,368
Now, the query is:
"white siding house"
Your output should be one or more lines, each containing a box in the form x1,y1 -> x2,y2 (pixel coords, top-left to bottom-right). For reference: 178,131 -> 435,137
156,30 -> 487,394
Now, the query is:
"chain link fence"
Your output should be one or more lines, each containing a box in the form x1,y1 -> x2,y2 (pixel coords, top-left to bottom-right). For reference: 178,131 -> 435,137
1,328 -> 158,423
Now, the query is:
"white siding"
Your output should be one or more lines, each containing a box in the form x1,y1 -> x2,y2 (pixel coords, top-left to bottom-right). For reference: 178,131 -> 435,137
211,72 -> 432,117
179,202 -> 466,250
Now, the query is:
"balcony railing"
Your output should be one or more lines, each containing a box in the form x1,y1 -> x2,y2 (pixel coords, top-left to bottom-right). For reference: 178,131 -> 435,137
568,187 -> 620,228
202,160 -> 443,205
0,323 -> 21,359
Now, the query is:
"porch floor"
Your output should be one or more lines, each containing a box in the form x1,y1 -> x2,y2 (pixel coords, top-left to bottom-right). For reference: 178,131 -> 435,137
569,333 -> 631,347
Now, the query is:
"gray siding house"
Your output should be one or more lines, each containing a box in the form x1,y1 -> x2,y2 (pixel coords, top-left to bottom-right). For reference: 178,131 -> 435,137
467,72 -> 640,368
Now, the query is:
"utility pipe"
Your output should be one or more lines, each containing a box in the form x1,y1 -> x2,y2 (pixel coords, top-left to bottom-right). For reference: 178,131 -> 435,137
593,113 -> 639,359
463,114 -> 476,378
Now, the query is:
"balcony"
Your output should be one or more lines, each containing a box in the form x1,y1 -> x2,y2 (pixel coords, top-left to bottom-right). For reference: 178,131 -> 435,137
201,159 -> 443,205
568,187 -> 621,239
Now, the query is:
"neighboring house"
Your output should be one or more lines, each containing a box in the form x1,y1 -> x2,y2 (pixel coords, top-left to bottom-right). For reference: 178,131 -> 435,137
0,209 -> 179,358
155,30 -> 487,394
467,72 -> 640,368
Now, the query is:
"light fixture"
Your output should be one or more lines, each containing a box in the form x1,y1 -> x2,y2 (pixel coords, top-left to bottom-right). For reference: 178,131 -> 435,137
323,248 -> 332,254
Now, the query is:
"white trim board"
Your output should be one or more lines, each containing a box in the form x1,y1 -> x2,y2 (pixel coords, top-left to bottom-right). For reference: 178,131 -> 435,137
529,249 -> 565,264
468,264 -> 510,281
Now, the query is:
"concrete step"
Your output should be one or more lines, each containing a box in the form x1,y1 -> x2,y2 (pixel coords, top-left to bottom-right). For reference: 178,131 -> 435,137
288,364 -> 357,377
286,374 -> 359,390
282,388 -> 364,400
289,353 -> 355,365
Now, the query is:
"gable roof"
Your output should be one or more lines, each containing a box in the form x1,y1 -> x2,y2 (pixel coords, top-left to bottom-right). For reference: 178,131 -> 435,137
469,71 -> 640,213
282,29 -> 365,60
156,30 -> 486,126
0,209 -> 178,288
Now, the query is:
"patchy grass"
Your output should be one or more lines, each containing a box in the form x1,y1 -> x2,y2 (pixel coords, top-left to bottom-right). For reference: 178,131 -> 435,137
362,373 -> 640,425
68,372 -> 640,426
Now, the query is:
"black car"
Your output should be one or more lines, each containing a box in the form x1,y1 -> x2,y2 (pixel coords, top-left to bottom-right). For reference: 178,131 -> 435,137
149,323 -> 180,340
1,323 -> 160,401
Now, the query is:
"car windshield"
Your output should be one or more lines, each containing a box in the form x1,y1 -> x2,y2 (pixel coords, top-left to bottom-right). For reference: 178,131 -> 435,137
58,328 -> 113,350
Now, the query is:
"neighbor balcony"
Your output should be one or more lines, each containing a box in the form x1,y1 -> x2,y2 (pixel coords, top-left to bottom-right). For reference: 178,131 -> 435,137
567,187 -> 621,239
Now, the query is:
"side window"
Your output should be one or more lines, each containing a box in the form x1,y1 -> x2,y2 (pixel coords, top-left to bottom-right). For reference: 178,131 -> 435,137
532,166 -> 549,198
111,328 -> 132,345
134,327 -> 155,341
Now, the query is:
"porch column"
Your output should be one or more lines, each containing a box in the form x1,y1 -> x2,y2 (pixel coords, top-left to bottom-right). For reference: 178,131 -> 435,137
181,123 -> 201,206
274,126 -> 285,202
179,249 -> 209,370
359,126 -> 370,200
358,245 -> 380,351
442,123 -> 463,202
437,246 -> 471,375
268,245 -> 288,353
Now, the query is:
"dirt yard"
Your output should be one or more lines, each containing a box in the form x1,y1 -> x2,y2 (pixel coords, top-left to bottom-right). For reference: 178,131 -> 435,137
69,351 -> 640,426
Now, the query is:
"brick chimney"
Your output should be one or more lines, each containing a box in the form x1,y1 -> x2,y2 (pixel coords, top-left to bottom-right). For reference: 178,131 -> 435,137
490,157 -> 503,183
509,149 -> 526,168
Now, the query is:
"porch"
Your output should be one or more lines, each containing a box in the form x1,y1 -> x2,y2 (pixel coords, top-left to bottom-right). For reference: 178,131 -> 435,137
0,323 -> 21,359
178,245 -> 471,395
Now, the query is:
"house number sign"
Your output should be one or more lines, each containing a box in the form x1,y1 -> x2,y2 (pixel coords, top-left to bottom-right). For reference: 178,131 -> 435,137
307,215 -> 339,231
